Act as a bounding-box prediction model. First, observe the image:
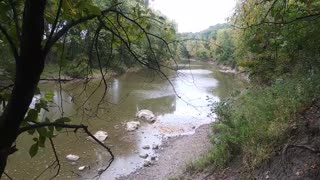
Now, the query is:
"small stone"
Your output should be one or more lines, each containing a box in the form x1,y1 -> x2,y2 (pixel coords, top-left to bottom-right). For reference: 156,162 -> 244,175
152,144 -> 159,150
98,168 -> 104,174
150,155 -> 157,161
66,154 -> 80,161
143,160 -> 152,167
78,166 -> 86,171
126,121 -> 140,131
142,145 -> 150,149
136,109 -> 156,123
139,153 -> 148,159
71,162 -> 77,166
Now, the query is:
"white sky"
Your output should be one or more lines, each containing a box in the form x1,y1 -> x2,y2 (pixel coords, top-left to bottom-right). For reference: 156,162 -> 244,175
149,0 -> 236,33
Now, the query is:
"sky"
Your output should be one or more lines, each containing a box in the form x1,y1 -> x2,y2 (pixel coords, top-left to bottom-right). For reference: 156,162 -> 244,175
149,0 -> 236,33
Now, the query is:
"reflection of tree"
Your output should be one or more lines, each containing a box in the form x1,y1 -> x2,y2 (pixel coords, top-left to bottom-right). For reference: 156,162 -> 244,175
211,70 -> 247,99
137,95 -> 176,116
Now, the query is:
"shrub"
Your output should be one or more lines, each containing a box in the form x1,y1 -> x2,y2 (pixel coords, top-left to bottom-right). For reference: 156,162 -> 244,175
198,72 -> 320,171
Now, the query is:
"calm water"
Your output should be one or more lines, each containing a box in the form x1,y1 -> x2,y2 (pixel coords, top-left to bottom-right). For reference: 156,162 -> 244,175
5,61 -> 245,180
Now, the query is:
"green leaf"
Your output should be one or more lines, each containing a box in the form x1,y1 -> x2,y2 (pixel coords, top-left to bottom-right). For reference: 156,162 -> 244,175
45,91 -> 54,101
25,109 -> 38,122
87,5 -> 101,16
37,127 -> 48,137
29,143 -> 39,158
38,135 -> 46,148
55,117 -> 71,123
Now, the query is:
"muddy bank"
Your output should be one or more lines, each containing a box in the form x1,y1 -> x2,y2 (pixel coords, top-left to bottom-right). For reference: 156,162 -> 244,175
120,124 -> 212,180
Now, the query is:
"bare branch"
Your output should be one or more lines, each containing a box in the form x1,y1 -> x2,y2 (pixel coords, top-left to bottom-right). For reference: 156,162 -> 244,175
8,0 -> 21,41
233,12 -> 320,29
43,3 -> 122,55
45,0 -> 63,51
19,122 -> 114,177
49,138 -> 60,180
0,24 -> 19,59
0,84 -> 14,92
3,171 -> 13,180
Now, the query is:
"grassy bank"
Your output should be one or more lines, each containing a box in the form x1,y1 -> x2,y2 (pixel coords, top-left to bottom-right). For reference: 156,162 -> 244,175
189,72 -> 320,174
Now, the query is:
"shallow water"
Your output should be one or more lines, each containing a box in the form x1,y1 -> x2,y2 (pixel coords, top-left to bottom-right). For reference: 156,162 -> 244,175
5,61 -> 246,180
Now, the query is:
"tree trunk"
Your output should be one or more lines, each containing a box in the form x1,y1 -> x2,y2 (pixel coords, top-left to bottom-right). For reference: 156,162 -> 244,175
0,0 -> 46,177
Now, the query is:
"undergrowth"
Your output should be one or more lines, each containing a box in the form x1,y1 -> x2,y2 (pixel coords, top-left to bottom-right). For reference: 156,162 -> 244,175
189,72 -> 320,173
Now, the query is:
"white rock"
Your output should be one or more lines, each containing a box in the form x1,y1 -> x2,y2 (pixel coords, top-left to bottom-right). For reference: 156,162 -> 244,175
66,154 -> 80,161
93,131 -> 108,142
136,110 -> 156,123
142,145 -> 150,149
126,121 -> 140,131
78,166 -> 86,171
139,153 -> 148,159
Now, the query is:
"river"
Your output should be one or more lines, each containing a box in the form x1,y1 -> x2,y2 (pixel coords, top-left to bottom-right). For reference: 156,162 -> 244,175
4,61 -> 246,180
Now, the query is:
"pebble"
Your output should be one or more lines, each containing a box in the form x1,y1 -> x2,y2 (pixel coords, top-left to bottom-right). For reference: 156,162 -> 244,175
78,166 -> 86,171
152,144 -> 159,150
142,145 -> 150,149
139,153 -> 148,159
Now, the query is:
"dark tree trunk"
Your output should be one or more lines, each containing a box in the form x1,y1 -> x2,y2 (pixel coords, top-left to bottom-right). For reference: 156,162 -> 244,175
0,0 -> 46,177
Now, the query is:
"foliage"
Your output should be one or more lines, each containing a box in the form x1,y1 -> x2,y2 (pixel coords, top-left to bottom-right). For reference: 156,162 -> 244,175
232,0 -> 320,83
178,24 -> 230,61
0,0 -> 178,177
196,72 -> 320,171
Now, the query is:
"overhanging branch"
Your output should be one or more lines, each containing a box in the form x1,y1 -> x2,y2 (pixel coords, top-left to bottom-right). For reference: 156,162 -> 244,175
19,122 -> 114,177
43,3 -> 122,56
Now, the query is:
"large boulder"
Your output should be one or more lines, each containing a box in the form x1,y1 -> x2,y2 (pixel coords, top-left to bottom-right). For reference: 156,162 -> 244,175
135,109 -> 156,123
126,121 -> 140,131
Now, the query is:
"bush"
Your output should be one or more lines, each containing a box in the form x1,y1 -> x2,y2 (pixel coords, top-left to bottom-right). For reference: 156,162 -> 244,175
197,72 -> 320,171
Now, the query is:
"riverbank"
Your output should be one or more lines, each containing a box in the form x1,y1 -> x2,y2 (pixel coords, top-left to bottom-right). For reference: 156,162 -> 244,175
181,72 -> 320,179
188,99 -> 320,179
209,61 -> 250,81
120,124 -> 212,179
40,64 -> 141,83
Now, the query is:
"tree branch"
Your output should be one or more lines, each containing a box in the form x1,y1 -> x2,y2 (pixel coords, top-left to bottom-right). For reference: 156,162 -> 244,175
49,138 -> 60,180
8,0 -> 21,41
233,12 -> 320,29
43,3 -> 122,56
45,0 -> 63,52
18,122 -> 114,177
0,24 -> 19,59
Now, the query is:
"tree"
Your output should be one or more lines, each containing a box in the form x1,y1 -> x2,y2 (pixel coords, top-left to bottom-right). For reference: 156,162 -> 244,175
232,0 -> 320,83
0,0 -> 176,178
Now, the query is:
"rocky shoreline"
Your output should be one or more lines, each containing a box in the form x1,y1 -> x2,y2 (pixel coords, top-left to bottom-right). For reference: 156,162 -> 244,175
119,124 -> 212,180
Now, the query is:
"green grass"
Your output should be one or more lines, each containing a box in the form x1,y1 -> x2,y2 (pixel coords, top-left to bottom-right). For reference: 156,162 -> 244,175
193,72 -> 320,173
